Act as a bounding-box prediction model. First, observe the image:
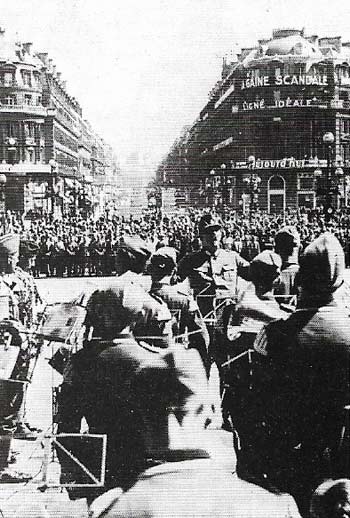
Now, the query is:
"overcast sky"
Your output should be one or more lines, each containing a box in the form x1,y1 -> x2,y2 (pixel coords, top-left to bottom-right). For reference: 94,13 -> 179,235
1,0 -> 350,172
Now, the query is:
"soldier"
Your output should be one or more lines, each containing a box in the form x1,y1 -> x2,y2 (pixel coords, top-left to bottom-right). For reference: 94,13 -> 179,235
0,234 -> 42,480
57,279 -> 172,502
178,214 -> 250,303
149,246 -> 210,367
177,214 -> 250,372
115,235 -> 153,291
90,347 -> 301,518
226,250 -> 289,352
252,232 -> 350,513
274,226 -> 301,305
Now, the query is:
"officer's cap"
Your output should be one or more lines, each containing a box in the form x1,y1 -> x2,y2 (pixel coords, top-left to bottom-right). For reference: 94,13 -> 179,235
299,232 -> 344,294
119,236 -> 152,263
0,233 -> 20,257
275,226 -> 300,250
20,239 -> 39,258
132,347 -> 208,417
249,250 -> 282,282
198,214 -> 222,234
150,246 -> 177,272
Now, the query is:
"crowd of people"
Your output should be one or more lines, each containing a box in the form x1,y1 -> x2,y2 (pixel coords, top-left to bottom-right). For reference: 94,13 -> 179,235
2,206 -> 350,277
0,206 -> 349,518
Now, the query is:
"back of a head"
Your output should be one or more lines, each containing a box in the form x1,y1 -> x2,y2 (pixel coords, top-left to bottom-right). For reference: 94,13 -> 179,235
299,232 -> 345,296
117,236 -> 152,274
310,479 -> 350,518
133,347 -> 208,424
150,246 -> 177,277
275,226 -> 300,256
0,233 -> 20,273
85,280 -> 145,340
249,250 -> 282,289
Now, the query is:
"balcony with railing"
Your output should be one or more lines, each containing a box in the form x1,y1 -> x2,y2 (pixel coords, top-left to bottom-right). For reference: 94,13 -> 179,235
0,80 -> 42,92
0,103 -> 47,115
330,99 -> 350,110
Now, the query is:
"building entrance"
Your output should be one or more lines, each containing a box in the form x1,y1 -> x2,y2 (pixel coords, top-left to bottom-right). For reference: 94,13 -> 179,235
268,175 -> 285,213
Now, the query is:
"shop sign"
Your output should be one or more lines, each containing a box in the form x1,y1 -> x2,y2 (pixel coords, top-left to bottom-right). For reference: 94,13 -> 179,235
241,74 -> 328,90
231,158 -> 307,169
242,96 -> 315,111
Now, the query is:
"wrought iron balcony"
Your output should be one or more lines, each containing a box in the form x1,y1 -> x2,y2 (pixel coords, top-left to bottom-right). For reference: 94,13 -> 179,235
0,103 -> 46,115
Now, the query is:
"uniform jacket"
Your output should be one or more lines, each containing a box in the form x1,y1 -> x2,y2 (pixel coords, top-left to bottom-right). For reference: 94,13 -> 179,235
178,248 -> 250,297
57,336 -> 160,494
92,453 -> 301,518
150,281 -> 209,361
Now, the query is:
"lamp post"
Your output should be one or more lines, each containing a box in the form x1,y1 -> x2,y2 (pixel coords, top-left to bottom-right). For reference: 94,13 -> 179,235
48,159 -> 57,215
220,163 -> 226,208
323,132 -> 335,221
0,174 -> 7,215
245,155 -> 261,219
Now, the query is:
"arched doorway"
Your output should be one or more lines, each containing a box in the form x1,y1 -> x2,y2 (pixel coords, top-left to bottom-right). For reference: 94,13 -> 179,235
268,175 -> 285,214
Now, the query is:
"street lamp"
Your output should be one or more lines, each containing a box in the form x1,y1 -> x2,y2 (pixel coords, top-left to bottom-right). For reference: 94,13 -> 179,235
0,174 -> 7,215
220,163 -> 226,207
48,159 -> 57,215
323,131 -> 335,220
244,155 -> 261,218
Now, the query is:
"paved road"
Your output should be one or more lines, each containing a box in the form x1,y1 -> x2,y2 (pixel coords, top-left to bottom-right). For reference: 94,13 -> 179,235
0,277 -> 109,518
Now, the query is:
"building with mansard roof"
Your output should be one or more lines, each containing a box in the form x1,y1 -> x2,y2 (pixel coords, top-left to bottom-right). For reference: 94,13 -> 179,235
0,28 -> 119,216
158,29 -> 350,213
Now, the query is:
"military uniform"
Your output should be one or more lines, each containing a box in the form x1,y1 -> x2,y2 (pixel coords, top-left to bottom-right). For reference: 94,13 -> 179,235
150,247 -> 209,365
178,247 -> 250,300
56,280 -> 171,500
248,234 -> 350,514
0,234 -> 42,472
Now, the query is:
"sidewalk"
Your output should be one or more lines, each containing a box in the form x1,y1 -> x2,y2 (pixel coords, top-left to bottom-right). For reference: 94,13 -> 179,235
0,437 -> 88,517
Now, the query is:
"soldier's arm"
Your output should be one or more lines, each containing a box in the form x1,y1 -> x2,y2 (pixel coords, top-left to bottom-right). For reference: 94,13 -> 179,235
236,253 -> 251,281
177,255 -> 191,282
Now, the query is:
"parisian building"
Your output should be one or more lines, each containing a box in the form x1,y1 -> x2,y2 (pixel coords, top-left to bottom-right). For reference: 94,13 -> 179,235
157,29 -> 350,213
0,28 -> 119,216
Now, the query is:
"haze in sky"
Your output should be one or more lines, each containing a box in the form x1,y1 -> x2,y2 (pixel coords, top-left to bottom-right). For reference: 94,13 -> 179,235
1,0 -> 350,174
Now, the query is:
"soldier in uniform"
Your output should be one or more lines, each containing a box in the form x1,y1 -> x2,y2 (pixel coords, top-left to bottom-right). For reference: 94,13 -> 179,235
57,278 -> 172,502
274,226 -> 301,305
149,246 -> 210,367
0,234 -> 42,480
251,232 -> 350,513
177,215 -> 250,373
115,235 -> 153,291
89,347 -> 301,518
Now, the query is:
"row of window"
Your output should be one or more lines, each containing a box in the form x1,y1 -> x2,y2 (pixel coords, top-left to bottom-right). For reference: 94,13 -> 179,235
1,122 -> 41,139
0,94 -> 42,106
0,70 -> 41,88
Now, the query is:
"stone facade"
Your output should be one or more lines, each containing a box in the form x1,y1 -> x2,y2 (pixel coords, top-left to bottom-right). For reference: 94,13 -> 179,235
158,29 -> 350,213
0,28 -> 119,215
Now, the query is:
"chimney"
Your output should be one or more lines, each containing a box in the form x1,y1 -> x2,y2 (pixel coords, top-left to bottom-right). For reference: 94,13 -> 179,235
23,42 -> 33,54
37,52 -> 48,65
0,27 -> 5,36
319,36 -> 342,52
56,72 -> 62,81
307,35 -> 319,46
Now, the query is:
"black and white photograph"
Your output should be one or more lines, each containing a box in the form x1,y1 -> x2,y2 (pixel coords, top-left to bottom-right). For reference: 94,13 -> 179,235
0,1 -> 349,516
